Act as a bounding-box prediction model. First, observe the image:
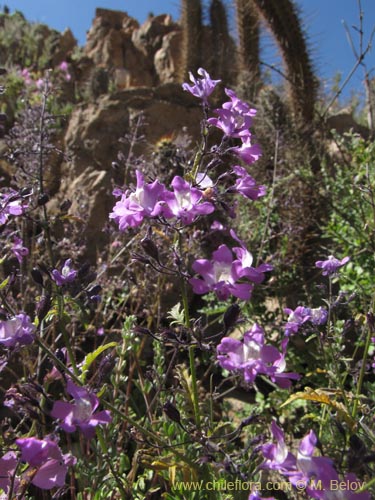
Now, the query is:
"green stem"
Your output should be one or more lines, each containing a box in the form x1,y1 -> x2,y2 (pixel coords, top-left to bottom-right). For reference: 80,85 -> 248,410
96,427 -> 128,498
177,230 -> 201,431
352,320 -> 373,418
57,293 -> 79,376
189,345 -> 201,431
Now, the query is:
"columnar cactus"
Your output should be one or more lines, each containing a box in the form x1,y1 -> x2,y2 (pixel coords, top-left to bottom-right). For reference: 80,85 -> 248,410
209,0 -> 232,84
179,0 -> 203,80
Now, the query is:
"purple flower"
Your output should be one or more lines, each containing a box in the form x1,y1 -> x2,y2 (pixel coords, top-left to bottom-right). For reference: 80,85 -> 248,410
189,244 -> 254,300
0,313 -> 35,348
231,165 -> 266,200
217,324 -> 299,387
161,176 -> 215,224
0,451 -> 18,494
190,233 -> 272,301
16,437 -> 76,490
0,189 -> 28,225
283,306 -> 328,336
261,423 -> 371,500
230,135 -> 262,165
310,307 -> 328,326
59,61 -> 69,72
109,170 -> 165,230
208,88 -> 257,138
51,380 -> 112,439
261,421 -> 297,474
11,236 -> 29,263
182,68 -> 221,104
283,306 -> 312,336
217,324 -> 281,383
51,259 -> 77,286
315,255 -> 350,276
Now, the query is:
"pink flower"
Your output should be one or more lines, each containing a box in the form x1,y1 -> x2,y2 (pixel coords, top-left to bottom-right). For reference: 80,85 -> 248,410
59,61 -> 69,72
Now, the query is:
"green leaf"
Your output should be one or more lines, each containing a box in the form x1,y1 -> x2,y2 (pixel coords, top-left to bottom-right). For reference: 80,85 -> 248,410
167,303 -> 185,326
80,342 -> 117,382
0,276 -> 9,290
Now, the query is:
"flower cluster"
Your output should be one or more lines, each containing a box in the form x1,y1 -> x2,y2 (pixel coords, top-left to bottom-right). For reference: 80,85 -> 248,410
283,305 -> 328,336
261,421 -> 370,499
109,170 -> 214,231
0,313 -> 35,348
51,380 -> 112,439
217,324 -> 299,388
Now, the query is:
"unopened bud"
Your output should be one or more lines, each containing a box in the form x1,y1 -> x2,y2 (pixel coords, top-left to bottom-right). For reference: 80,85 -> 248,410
36,294 -> 52,322
163,401 -> 181,424
38,193 -> 49,206
31,268 -> 44,287
223,303 -> 240,334
140,236 -> 160,263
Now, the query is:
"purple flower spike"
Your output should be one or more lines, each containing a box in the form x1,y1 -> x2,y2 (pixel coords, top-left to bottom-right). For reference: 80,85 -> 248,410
51,380 -> 112,439
315,255 -> 350,276
109,170 -> 166,231
0,313 -> 35,348
16,437 -> 76,490
182,68 -> 221,104
231,165 -> 266,200
51,259 -> 77,286
161,175 -> 215,224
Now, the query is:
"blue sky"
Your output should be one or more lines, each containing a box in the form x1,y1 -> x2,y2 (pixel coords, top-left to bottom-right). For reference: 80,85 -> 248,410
2,0 -> 374,103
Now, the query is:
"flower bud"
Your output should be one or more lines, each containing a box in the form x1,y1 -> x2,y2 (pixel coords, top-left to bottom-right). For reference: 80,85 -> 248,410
31,268 -> 44,287
36,294 -> 52,322
163,401 -> 181,424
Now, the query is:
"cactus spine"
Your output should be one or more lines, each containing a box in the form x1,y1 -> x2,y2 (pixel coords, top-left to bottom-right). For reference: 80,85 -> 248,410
179,0 -> 203,80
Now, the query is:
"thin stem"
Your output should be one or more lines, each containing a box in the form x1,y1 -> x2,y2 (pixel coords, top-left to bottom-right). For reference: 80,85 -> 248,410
96,427 -> 128,498
352,318 -> 373,418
